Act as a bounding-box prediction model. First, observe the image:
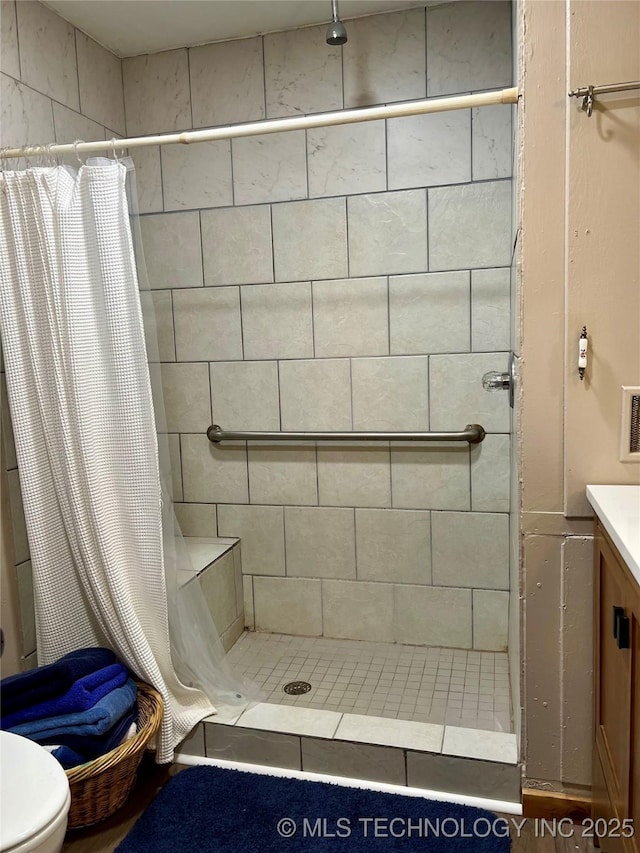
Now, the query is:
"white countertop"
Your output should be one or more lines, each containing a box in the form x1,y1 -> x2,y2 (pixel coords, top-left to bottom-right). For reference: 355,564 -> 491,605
586,485 -> 640,585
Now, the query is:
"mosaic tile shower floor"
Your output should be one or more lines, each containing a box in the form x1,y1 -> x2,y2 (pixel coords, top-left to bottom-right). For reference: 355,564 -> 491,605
227,632 -> 513,734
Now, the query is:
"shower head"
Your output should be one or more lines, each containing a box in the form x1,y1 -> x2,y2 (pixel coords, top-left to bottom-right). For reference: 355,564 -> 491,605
326,0 -> 347,45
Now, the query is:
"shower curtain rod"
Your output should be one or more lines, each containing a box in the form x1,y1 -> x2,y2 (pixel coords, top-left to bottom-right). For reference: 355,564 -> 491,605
2,86 -> 519,160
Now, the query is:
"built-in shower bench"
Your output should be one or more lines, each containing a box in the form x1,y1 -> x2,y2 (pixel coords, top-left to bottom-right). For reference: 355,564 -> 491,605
180,537 -> 244,652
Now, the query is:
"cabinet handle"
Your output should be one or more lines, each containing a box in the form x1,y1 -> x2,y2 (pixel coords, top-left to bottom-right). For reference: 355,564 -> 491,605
613,606 -> 624,639
613,605 -> 631,650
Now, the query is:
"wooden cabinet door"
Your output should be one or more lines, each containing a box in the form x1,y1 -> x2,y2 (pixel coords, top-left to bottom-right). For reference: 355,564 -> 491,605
595,531 -> 632,824
630,615 -> 640,853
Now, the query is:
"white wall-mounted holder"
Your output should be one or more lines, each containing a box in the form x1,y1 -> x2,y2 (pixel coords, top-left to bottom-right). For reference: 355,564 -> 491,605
619,386 -> 640,463
578,326 -> 588,380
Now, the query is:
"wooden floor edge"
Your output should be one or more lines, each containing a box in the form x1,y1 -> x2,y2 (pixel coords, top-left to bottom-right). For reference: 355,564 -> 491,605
522,788 -> 592,821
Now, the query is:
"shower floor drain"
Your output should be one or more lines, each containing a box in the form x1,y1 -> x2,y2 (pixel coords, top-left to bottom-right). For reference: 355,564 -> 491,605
283,680 -> 312,695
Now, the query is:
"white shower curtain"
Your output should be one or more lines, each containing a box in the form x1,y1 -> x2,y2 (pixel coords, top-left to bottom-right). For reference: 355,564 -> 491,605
0,159 -> 247,761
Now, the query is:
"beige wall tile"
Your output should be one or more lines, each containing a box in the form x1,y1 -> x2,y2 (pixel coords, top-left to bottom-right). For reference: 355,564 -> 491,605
16,1 -> 79,109
471,434 -> 510,512
352,356 -> 429,431
237,703 -> 341,738
391,445 -> 470,511
176,722 -> 205,757
166,434 -> 183,501
312,278 -> 388,358
471,268 -> 511,352
201,206 -> 273,286
285,506 -> 356,580
429,352 -> 511,433
130,147 -> 163,214
232,131 -> 307,205
426,1 -> 512,97
173,503 -> 217,538
123,49 -> 191,135
241,282 -> 312,360
140,212 -> 203,290
307,121 -> 386,198
272,198 -> 348,283
264,25 -> 342,118
279,359 -> 351,431
428,182 -> 512,271
253,576 -> 322,635
217,504 -> 285,576
76,31 -> 125,135
335,715 -> 444,752
190,37 -> 264,128
181,435 -> 248,504
210,361 -> 279,431
301,737 -> 406,785
389,272 -> 470,356
343,8 -> 426,107
356,508 -> 431,584
388,110 -> 471,190
160,363 -> 211,433
52,103 -> 105,167
472,104 -> 513,181
431,511 -> 509,589
247,444 -> 318,506
233,545 -> 244,616
348,190 -> 427,277
243,574 -> 255,629
205,723 -> 301,770
173,287 -> 243,362
406,751 -> 520,802
1,1 -> 20,79
161,141 -> 232,211
322,579 -> 394,642
317,444 -> 391,508
146,290 -> 175,362
442,726 -> 517,763
394,584 -> 472,647
510,253 -> 519,357
199,551 -> 237,634
473,589 -> 509,651
0,75 -> 54,149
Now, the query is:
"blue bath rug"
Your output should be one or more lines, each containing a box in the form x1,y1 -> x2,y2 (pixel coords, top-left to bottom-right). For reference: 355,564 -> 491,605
116,765 -> 511,852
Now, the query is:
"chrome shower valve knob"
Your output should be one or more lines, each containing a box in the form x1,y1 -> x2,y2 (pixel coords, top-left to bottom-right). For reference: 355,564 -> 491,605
482,371 -> 511,391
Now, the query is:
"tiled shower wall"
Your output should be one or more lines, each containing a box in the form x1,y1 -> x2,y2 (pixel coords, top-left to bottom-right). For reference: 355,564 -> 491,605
1,0 -> 126,666
127,1 -> 514,652
1,1 -> 514,660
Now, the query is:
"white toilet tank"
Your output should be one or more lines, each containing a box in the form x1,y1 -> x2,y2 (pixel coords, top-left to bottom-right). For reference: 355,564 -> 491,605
0,731 -> 71,853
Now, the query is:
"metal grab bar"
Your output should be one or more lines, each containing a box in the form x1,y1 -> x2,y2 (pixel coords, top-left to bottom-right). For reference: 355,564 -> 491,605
207,424 -> 486,445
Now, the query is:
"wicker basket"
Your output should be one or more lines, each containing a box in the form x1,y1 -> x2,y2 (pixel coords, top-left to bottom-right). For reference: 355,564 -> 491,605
64,681 -> 163,829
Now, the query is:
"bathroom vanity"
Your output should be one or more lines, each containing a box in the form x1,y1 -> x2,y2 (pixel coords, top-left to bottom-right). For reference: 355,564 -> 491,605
588,486 -> 640,853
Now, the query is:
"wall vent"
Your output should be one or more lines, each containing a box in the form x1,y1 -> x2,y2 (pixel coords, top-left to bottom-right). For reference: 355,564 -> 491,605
620,387 -> 640,462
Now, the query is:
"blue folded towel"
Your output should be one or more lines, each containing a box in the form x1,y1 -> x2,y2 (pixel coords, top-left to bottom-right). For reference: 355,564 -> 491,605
8,678 -> 137,742
0,647 -> 116,716
1,663 -> 129,729
50,745 -> 93,770
48,703 -> 138,770
45,706 -> 138,760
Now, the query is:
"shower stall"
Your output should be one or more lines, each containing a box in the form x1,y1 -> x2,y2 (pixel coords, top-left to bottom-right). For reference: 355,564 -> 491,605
1,0 -> 520,802
142,0 -> 518,792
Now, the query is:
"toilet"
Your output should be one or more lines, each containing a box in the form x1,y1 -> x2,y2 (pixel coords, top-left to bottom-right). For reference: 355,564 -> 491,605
0,731 -> 71,853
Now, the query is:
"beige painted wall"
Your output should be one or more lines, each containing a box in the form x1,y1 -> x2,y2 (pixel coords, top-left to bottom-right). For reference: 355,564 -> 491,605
519,0 -> 640,791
